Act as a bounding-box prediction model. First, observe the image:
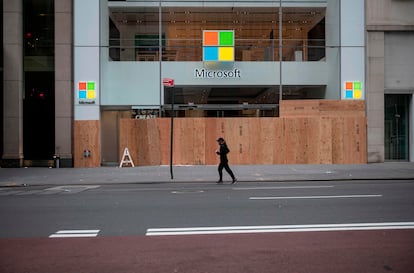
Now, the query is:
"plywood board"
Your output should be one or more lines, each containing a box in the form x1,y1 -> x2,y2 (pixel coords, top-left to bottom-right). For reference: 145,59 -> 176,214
272,118 -> 285,164
193,118 -> 206,165
117,115 -> 367,166
280,100 -> 366,118
258,118 -> 276,164
280,100 -> 320,117
319,117 -> 333,164
74,120 -> 101,168
158,118 -> 171,166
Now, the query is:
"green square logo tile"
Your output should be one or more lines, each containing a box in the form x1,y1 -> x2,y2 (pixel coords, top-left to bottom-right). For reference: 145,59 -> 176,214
219,31 -> 233,46
354,81 -> 361,89
87,82 -> 95,90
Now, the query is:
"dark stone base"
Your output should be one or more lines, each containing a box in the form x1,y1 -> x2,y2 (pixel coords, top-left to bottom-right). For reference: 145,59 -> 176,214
1,158 -> 24,168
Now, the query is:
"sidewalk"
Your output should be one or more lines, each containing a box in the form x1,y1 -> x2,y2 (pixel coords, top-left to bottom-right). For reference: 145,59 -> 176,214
1,162 -> 414,187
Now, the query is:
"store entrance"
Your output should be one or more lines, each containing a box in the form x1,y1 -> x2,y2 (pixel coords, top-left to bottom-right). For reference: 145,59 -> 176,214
163,86 -> 279,117
162,85 -> 327,118
385,94 -> 411,161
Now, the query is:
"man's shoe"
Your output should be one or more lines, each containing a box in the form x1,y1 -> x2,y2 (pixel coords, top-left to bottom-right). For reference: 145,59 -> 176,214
216,180 -> 223,184
231,178 -> 237,184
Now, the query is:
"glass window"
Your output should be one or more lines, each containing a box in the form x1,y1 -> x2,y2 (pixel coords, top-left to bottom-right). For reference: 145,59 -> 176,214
23,0 -> 54,57
109,7 -> 160,61
108,3 -> 326,62
282,7 -> 326,61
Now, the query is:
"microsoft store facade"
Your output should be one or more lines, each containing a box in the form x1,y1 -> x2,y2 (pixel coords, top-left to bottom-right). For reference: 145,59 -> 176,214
75,0 -> 366,165
3,0 -> 413,167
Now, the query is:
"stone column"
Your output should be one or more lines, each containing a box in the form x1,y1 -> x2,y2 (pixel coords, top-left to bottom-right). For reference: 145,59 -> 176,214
55,0 -> 73,167
2,0 -> 23,167
366,32 -> 385,163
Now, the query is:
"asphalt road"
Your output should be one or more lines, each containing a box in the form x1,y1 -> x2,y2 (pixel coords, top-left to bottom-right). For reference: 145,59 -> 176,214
1,180 -> 414,272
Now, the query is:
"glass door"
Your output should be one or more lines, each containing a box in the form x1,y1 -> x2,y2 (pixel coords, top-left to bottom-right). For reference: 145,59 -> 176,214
385,94 -> 410,161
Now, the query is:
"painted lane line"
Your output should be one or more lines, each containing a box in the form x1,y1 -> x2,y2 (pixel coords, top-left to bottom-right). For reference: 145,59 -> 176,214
49,230 -> 100,238
146,222 -> 414,236
249,194 -> 382,200
234,186 -> 334,191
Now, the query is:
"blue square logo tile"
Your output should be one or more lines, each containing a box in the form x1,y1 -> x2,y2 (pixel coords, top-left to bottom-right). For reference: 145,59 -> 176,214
79,90 -> 87,99
345,90 -> 353,99
203,47 -> 219,61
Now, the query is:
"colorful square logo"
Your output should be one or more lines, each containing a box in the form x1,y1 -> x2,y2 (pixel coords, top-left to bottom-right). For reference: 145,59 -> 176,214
344,81 -> 363,100
78,81 -> 96,104
203,30 -> 234,62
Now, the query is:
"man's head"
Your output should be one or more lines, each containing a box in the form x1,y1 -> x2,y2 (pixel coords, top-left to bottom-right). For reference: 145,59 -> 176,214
217,137 -> 225,144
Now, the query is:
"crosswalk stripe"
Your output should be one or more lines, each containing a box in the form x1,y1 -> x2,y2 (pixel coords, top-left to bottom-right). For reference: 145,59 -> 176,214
49,230 -> 100,238
146,222 -> 414,236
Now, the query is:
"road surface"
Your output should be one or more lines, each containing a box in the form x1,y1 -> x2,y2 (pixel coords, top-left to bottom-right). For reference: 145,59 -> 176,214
1,180 -> 414,272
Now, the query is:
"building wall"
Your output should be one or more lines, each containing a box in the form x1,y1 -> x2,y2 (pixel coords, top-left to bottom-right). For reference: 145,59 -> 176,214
366,0 -> 414,162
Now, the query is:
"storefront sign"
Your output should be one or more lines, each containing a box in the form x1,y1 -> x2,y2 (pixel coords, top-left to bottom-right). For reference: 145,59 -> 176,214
203,30 -> 234,62
343,81 -> 363,100
194,68 -> 241,79
195,30 -> 241,79
78,81 -> 96,104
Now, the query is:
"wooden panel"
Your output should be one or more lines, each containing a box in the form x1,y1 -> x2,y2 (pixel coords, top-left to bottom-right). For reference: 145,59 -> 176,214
147,118 -> 161,165
227,118 -> 248,165
258,118 -> 276,164
272,118 -> 285,164
284,118 -> 298,164
74,120 -> 101,168
280,100 -> 320,117
332,117 -> 345,164
117,115 -> 367,166
175,118 -> 194,165
193,118 -> 206,165
158,118 -> 171,166
319,100 -> 365,117
319,117 -> 333,164
307,118 -> 321,164
280,100 -> 366,118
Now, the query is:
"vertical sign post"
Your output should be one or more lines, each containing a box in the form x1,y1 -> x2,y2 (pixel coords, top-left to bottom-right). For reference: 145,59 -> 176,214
163,78 -> 175,179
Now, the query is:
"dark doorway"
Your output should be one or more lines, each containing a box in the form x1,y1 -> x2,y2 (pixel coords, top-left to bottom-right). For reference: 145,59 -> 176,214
385,94 -> 410,161
23,72 -> 55,160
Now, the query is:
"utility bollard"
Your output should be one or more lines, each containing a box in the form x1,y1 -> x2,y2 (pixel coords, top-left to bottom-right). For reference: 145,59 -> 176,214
53,155 -> 60,168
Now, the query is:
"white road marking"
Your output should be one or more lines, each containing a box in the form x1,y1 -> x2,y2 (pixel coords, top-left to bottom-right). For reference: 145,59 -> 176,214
249,194 -> 382,200
234,186 -> 334,191
146,222 -> 414,236
45,185 -> 100,193
49,230 -> 100,238
171,190 -> 205,194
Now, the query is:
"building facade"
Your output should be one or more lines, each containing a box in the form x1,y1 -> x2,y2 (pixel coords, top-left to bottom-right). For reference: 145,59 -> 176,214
365,0 -> 414,162
1,0 -> 413,167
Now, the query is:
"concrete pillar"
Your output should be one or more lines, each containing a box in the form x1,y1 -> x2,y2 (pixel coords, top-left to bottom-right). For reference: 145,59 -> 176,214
55,0 -> 73,167
366,31 -> 385,163
73,0 -> 101,167
2,0 -> 23,167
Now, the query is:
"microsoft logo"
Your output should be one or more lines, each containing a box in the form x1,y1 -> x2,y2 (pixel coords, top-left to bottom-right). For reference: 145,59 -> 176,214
203,30 -> 234,62
344,81 -> 363,100
78,81 -> 96,104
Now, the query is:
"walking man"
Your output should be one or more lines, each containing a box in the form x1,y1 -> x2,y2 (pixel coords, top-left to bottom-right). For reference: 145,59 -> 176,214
216,137 -> 237,184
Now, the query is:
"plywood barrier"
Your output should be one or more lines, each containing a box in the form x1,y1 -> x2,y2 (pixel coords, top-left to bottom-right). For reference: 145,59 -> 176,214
119,115 -> 367,166
74,120 -> 101,168
280,100 -> 365,117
